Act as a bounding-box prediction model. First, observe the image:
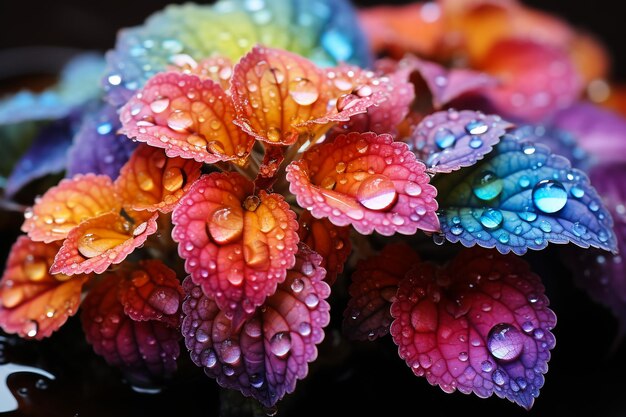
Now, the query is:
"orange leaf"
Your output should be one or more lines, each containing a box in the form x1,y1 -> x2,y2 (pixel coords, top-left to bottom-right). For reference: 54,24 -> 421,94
114,144 -> 202,213
0,236 -> 89,339
22,174 -> 120,243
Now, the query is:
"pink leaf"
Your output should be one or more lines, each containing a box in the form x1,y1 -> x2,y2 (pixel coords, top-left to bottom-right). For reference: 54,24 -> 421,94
120,72 -> 254,165
172,172 -> 299,326
390,248 -> 556,409
287,131 -> 439,235
344,243 -> 419,341
181,244 -> 330,407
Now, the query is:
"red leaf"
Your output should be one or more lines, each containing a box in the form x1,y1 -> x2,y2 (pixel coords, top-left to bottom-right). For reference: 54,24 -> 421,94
120,72 -> 254,165
298,211 -> 351,286
114,144 -> 202,213
0,236 -> 88,339
390,248 -> 556,409
286,131 -> 439,235
181,244 -> 330,407
50,212 -> 158,275
344,243 -> 419,341
172,172 -> 299,326
118,260 -> 184,327
22,174 -> 120,243
81,274 -> 180,382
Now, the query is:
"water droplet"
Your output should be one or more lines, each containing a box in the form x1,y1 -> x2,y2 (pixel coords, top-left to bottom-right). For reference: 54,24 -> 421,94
195,329 -> 209,343
480,209 -> 503,229
518,207 -> 538,222
289,78 -> 319,105
469,137 -> 483,149
465,119 -> 489,135
35,379 -> 48,390
77,228 -> 130,258
498,233 -> 510,244
162,167 -> 185,192
589,200 -> 600,212
434,128 -> 456,149
304,293 -> 319,308
481,360 -> 493,372
433,233 -> 446,245
187,134 -> 207,148
532,180 -> 568,213
150,98 -> 170,114
518,176 -> 531,188
291,278 -> 304,293
404,181 -> 422,197
24,320 -> 38,338
487,323 -> 524,361
357,175 -> 398,211
250,373 -> 264,389
97,122 -> 113,135
267,126 -> 281,142
24,260 -> 47,281
108,74 -> 122,86
244,320 -> 262,338
492,369 -> 506,386
269,332 -> 292,357
320,176 -> 336,190
208,207 -> 244,244
451,224 -> 464,236
522,143 -> 536,155
570,186 -> 585,198
243,195 -> 261,212
473,171 -> 503,201
221,341 -> 241,364
167,111 -> 193,132
539,220 -> 552,233
458,351 -> 469,362
298,322 -> 312,336
354,85 -> 373,97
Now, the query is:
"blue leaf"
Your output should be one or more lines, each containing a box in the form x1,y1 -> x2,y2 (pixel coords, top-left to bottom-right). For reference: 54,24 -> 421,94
66,104 -> 137,179
103,0 -> 372,106
0,53 -> 104,125
434,135 -> 617,254
4,118 -> 77,197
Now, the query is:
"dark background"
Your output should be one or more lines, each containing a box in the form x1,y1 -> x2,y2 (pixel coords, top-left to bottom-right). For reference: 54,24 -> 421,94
0,1 -> 625,417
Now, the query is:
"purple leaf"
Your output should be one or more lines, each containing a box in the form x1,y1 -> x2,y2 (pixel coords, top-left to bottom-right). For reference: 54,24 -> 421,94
565,163 -> 626,329
66,103 -> 137,179
343,243 -> 419,341
390,248 -> 556,410
412,110 -> 512,173
403,56 -> 498,109
5,118 -> 75,197
550,103 -> 626,166
181,244 -> 331,407
434,135 -> 617,254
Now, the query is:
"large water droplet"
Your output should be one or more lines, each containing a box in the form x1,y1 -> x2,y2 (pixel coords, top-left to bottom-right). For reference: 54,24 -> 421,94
289,78 -> 319,105
77,228 -> 129,258
404,181 -> 422,197
269,332 -> 292,357
480,209 -> 503,229
532,180 -> 568,213
221,340 -> 242,364
24,260 -> 47,281
487,323 -> 524,361
167,111 -> 194,132
357,175 -> 398,211
434,128 -> 456,149
150,98 -> 170,114
473,171 -> 503,201
465,119 -> 489,135
162,167 -> 185,192
208,207 -> 244,244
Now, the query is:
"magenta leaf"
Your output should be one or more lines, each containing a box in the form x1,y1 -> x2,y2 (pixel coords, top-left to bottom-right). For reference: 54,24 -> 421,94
181,244 -> 331,407
390,248 -> 556,409
81,273 -> 181,384
343,243 -> 420,341
434,134 -> 617,254
412,109 -> 513,173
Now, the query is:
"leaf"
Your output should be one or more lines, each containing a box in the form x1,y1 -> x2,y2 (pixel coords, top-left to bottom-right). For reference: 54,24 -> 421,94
287,131 -> 439,235
0,122 -> 40,181
0,236 -> 88,339
66,103 -> 137,179
231,45 -> 333,146
181,244 -> 331,407
81,274 -> 180,383
435,135 -> 617,254
172,172 -> 299,326
325,63 -> 415,139
120,72 -> 254,165
21,174 -> 121,243
118,260 -> 184,327
550,103 -> 626,166
0,53 -> 104,124
402,56 -> 497,109
477,39 -> 581,122
103,0 -> 372,106
343,243 -> 419,341
390,248 -> 556,409
50,212 -> 158,275
297,211 -> 351,286
114,144 -> 202,213
412,110 -> 512,173
564,163 -> 626,330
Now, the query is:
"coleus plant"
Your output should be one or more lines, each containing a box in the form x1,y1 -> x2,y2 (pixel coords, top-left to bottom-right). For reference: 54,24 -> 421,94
0,0 -> 624,413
